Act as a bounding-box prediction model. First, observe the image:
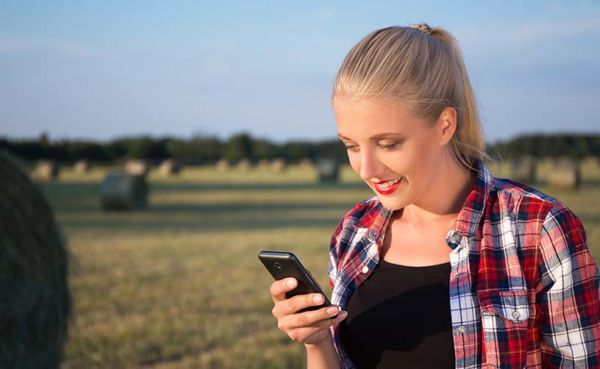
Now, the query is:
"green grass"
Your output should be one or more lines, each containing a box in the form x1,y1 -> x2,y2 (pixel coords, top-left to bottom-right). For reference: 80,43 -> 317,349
37,163 -> 600,369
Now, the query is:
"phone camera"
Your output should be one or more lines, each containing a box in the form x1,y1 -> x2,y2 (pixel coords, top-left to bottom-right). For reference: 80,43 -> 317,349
274,261 -> 282,269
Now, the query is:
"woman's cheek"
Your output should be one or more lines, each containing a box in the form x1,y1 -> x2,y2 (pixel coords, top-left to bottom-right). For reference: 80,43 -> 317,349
348,154 -> 361,176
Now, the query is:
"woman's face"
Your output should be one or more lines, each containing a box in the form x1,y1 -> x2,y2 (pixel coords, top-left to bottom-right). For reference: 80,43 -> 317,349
333,97 -> 447,211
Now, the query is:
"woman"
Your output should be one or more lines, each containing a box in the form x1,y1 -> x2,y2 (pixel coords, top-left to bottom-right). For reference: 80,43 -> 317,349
269,23 -> 600,369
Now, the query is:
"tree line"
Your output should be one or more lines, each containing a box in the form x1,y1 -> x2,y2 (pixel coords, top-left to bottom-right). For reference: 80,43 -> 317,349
0,132 -> 345,164
0,132 -> 598,164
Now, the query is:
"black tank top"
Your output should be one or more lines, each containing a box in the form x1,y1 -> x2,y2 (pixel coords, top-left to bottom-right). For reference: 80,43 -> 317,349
338,259 -> 454,369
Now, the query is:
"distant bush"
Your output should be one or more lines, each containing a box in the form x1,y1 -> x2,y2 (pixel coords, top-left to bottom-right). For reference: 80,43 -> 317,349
487,133 -> 600,160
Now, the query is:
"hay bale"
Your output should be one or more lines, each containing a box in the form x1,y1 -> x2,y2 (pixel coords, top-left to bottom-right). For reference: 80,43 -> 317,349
271,158 -> 287,173
510,156 -> 537,184
547,157 -> 581,190
236,158 -> 252,171
581,156 -> 599,169
0,151 -> 71,369
298,158 -> 313,168
33,160 -> 60,181
317,158 -> 340,182
257,159 -> 269,168
216,159 -> 230,172
158,159 -> 182,177
125,159 -> 150,176
73,159 -> 90,174
100,171 -> 149,210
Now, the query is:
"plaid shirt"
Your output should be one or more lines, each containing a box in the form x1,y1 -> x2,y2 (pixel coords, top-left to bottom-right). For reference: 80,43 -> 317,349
328,159 -> 600,369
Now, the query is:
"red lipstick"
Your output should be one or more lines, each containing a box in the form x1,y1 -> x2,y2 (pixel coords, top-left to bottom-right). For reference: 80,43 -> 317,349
372,177 -> 403,195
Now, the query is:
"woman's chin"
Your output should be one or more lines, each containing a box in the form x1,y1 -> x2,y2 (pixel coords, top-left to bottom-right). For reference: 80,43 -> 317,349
376,196 -> 407,211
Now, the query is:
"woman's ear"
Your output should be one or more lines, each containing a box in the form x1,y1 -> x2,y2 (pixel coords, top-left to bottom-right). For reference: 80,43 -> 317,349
437,106 -> 457,146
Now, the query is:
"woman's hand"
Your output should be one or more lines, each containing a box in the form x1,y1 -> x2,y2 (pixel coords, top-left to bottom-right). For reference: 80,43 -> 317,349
270,277 -> 348,346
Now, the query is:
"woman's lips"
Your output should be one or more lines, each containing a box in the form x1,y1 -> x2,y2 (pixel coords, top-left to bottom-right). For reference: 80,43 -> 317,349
372,177 -> 403,195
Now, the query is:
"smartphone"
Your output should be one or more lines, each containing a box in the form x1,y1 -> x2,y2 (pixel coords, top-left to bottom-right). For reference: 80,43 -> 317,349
258,250 -> 333,313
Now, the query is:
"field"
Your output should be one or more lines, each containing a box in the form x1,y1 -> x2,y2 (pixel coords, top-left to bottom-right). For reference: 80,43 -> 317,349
37,161 -> 600,369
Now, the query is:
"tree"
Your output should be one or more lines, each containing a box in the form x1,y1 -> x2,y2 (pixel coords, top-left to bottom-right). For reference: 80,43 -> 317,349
223,133 -> 253,163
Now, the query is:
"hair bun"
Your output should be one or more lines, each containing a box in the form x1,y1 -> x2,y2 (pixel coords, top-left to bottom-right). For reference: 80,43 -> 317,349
409,23 -> 433,35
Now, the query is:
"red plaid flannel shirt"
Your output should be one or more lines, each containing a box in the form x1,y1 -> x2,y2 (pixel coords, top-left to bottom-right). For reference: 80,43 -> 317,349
328,159 -> 600,368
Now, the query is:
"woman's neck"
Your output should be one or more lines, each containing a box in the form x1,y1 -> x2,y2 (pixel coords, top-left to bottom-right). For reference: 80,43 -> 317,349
401,154 -> 475,225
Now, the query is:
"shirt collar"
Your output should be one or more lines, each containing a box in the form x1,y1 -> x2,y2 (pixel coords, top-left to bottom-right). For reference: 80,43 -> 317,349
450,158 -> 494,239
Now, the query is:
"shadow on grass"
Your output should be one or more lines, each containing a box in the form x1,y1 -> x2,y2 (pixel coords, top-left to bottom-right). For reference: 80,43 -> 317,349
150,181 -> 367,192
40,181 -> 369,232
61,215 -> 346,232
578,212 -> 600,225
42,180 -> 600,233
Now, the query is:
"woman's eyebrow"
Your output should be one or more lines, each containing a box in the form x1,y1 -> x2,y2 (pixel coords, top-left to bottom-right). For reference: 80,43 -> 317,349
337,133 -> 405,140
370,133 -> 406,140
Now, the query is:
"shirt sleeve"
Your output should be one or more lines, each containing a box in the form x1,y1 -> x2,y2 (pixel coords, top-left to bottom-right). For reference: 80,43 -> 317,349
536,201 -> 600,368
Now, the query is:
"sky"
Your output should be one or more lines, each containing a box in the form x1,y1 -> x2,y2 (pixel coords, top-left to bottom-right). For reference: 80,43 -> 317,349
0,0 -> 599,144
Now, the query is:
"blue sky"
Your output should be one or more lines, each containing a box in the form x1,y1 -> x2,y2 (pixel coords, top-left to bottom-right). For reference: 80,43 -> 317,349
0,0 -> 599,143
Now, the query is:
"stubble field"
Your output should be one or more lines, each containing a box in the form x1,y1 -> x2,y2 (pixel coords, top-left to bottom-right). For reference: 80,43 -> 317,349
37,161 -> 600,369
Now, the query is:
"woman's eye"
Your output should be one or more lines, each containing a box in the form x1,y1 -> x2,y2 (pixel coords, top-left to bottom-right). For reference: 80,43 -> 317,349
379,143 -> 399,151
345,145 -> 359,152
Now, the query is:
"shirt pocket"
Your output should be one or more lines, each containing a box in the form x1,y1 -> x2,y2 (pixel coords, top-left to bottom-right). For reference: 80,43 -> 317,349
478,289 -> 530,369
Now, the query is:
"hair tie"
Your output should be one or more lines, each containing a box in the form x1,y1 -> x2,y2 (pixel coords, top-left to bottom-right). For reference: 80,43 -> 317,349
409,23 -> 433,35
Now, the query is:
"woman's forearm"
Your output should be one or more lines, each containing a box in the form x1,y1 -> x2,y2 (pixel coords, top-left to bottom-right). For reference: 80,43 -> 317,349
305,334 -> 342,369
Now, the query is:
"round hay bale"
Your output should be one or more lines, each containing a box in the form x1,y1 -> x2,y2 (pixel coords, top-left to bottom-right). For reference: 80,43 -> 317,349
124,159 -> 150,177
298,158 -> 313,168
547,157 -> 581,190
236,158 -> 252,172
158,159 -> 182,177
257,159 -> 269,168
216,159 -> 230,172
33,160 -> 60,181
510,156 -> 537,184
100,171 -> 149,211
581,156 -> 599,169
73,159 -> 90,174
0,151 -> 71,369
271,158 -> 287,173
317,158 -> 340,182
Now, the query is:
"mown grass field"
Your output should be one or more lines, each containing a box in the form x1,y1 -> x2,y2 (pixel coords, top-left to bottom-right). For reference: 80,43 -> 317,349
38,161 -> 600,369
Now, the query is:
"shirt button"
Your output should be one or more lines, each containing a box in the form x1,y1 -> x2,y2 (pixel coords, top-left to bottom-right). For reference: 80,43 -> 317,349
361,265 -> 369,274
512,310 -> 520,320
457,325 -> 466,334
446,231 -> 461,247
367,231 -> 378,242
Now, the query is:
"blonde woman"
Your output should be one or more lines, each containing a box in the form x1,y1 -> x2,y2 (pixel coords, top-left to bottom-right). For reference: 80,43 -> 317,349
269,24 -> 600,369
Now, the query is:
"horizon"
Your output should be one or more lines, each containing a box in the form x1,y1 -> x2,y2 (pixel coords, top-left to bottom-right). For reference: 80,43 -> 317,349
3,130 -> 599,147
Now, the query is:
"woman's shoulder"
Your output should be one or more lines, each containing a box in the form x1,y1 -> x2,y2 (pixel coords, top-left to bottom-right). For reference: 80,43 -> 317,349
491,176 -> 584,235
493,176 -> 556,204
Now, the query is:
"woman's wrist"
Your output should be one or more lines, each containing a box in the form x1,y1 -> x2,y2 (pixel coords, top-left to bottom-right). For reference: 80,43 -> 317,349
304,330 -> 333,350
305,333 -> 341,369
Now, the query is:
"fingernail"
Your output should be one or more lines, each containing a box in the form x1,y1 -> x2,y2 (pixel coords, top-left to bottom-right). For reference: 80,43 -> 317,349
339,311 -> 348,319
287,278 -> 296,288
327,306 -> 339,315
313,294 -> 323,303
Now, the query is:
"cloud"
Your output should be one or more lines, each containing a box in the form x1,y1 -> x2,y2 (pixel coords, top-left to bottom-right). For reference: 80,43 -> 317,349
0,33 -> 98,59
515,17 -> 600,43
455,16 -> 600,57
315,7 -> 336,20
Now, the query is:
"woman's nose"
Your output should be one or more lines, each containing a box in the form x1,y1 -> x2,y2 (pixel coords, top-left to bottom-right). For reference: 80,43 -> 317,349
358,150 -> 382,181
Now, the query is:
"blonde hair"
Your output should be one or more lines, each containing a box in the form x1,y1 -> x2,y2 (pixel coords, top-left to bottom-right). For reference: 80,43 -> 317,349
333,24 -> 491,170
